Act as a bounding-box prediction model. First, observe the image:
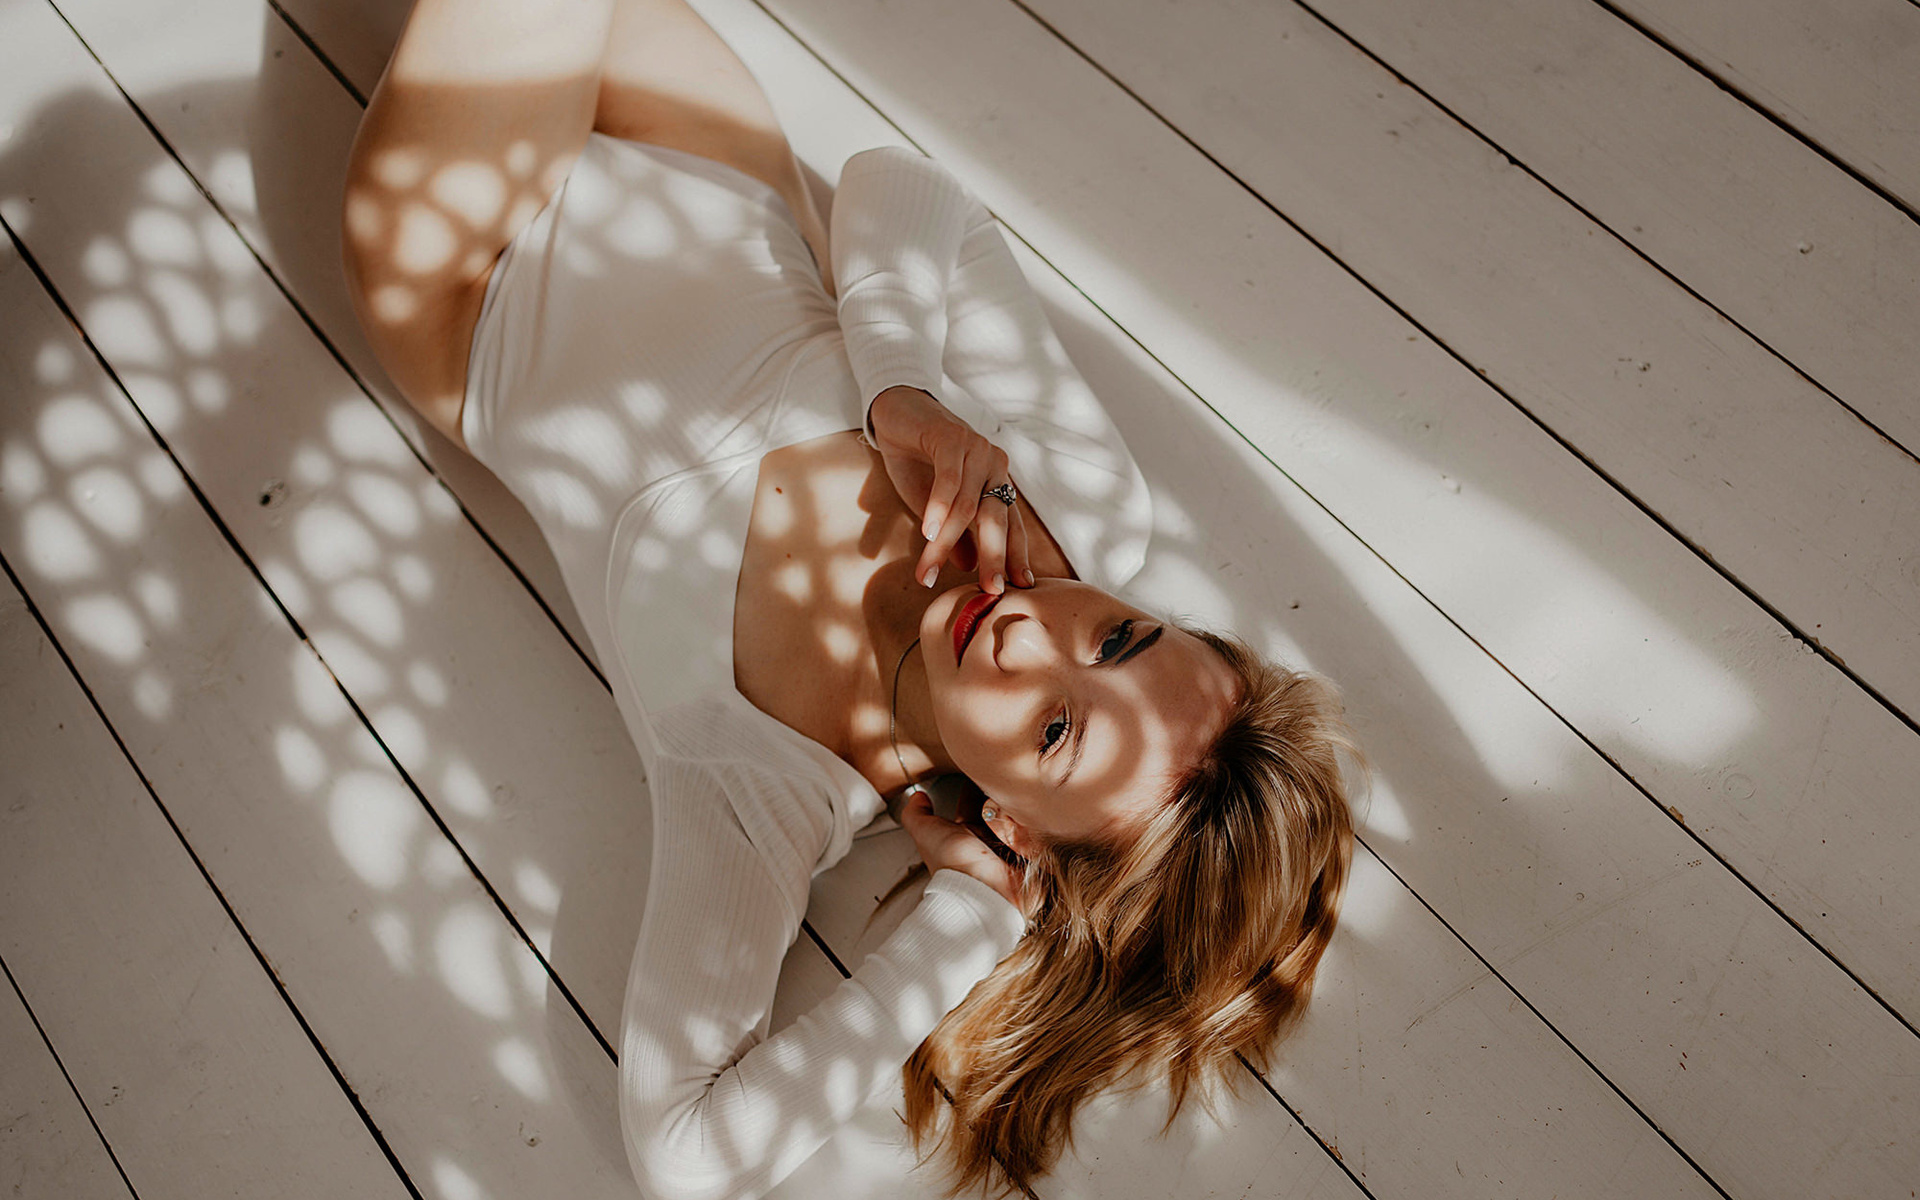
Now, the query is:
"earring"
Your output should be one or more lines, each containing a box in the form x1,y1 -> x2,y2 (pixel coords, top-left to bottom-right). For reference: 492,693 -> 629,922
981,803 -> 999,822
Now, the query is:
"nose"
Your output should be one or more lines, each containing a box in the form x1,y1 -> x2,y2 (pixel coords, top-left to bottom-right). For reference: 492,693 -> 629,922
993,612 -> 1063,672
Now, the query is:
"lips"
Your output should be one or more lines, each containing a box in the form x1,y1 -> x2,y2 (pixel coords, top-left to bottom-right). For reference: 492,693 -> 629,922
952,590 -> 1002,664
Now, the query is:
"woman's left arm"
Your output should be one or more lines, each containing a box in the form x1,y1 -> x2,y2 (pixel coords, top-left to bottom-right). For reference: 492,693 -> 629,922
619,760 -> 1023,1200
832,147 -> 1152,594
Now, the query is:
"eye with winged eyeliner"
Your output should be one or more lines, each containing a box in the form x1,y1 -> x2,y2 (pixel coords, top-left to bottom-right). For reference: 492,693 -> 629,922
1113,624 -> 1163,666
1043,622 -> 1167,786
1040,621 -> 1135,758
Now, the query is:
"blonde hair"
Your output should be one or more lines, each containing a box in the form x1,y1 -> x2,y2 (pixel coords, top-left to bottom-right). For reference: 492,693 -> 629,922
901,628 -> 1358,1196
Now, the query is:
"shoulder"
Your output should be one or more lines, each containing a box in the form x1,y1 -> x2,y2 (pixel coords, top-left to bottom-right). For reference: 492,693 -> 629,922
650,693 -> 864,885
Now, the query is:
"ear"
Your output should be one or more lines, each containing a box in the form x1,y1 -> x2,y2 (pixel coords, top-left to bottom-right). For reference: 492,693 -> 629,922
981,802 -> 1035,860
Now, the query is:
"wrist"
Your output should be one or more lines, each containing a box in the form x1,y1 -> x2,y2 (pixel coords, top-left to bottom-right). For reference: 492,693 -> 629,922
928,866 -> 1024,921
867,385 -> 938,439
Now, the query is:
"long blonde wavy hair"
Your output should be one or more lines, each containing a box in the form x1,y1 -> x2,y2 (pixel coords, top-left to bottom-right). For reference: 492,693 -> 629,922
899,627 -> 1359,1196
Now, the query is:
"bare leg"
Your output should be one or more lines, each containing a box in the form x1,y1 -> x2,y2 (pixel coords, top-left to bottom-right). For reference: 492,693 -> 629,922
592,0 -> 833,296
343,0 -> 833,447
342,0 -> 617,446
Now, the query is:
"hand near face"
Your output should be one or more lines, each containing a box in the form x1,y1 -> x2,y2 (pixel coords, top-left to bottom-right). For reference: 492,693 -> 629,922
866,386 -> 1033,594
897,786 -> 1025,910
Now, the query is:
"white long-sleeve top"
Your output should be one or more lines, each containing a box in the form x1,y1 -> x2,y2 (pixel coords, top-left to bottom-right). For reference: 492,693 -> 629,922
834,148 -> 1153,589
462,134 -> 1149,1200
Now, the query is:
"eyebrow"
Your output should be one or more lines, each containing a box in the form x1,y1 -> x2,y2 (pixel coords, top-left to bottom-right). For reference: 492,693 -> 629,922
1062,624 -> 1165,785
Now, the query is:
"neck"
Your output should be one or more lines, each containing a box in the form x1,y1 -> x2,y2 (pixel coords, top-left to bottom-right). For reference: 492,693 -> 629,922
862,569 -> 957,794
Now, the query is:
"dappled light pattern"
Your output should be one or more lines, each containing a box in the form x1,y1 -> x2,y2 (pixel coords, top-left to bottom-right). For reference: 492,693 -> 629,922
5,0 -> 1914,1192
419,130 -> 1168,1193
0,32 -> 1145,1197
0,241 -> 616,1191
0,35 -> 642,1192
347,137 -> 549,320
1039,259 -> 1920,1185
617,710 -> 1022,1199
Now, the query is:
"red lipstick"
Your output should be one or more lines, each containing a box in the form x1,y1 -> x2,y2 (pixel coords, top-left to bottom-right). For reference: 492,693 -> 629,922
953,590 -> 1002,664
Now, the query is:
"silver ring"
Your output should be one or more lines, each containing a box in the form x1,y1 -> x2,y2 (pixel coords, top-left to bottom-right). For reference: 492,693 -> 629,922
981,480 -> 1017,506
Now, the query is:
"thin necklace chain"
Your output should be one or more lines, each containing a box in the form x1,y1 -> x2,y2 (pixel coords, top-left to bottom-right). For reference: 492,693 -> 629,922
888,635 -> 922,792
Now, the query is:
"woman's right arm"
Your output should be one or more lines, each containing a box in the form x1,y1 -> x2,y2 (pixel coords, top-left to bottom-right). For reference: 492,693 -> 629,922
832,146 -> 1153,595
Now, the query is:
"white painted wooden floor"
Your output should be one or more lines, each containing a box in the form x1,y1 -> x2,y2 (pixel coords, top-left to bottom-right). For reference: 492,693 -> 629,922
1,0 -> 1915,1195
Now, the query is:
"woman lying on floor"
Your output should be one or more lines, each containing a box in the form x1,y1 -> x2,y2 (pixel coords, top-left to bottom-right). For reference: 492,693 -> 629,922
341,0 -> 1357,1195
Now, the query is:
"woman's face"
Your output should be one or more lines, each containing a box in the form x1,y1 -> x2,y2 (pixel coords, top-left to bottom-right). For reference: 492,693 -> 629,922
919,578 -> 1240,856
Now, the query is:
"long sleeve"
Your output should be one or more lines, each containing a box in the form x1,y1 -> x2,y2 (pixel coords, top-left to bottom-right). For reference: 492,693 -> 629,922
831,146 -> 1153,593
617,702 -> 1026,1200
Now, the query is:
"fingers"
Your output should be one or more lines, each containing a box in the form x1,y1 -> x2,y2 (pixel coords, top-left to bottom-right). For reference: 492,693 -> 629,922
895,788 -> 945,857
917,441 -> 968,573
907,432 -> 1024,591
968,446 -> 1025,592
898,786 -> 1025,906
1007,503 -> 1033,588
896,786 -> 935,830
898,787 -> 962,860
973,490 -> 1011,594
917,444 -> 997,585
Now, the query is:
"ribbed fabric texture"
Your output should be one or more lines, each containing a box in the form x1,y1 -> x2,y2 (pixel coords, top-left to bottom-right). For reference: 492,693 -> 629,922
459,137 -> 1151,1199
833,147 -> 1154,590
620,695 -> 1025,1200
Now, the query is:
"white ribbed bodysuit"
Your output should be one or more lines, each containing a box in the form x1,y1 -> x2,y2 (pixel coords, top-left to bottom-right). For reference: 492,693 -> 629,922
459,135 -> 1152,1200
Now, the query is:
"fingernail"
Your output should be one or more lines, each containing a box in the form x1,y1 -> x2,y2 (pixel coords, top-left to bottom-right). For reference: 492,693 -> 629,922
922,567 -> 938,588
1021,568 -> 1036,586
989,572 -> 1003,593
923,517 -> 939,540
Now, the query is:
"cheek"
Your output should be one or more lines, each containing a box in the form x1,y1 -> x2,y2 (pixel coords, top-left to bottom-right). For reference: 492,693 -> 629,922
934,684 -> 1034,772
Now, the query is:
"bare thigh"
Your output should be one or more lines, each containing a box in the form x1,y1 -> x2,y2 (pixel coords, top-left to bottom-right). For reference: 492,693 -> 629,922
342,0 -> 616,447
342,0 -> 824,452
593,0 -> 832,291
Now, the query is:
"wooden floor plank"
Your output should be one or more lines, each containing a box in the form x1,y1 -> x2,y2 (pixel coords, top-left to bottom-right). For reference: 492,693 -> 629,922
0,565 -> 412,1200
270,0 -> 396,105
0,0 -> 651,1037
0,965 -> 134,1200
1303,0 -> 1920,461
0,155 -> 638,1200
1005,0 -> 1920,1035
1608,0 -> 1920,216
1019,0 -> 1920,724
